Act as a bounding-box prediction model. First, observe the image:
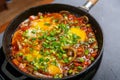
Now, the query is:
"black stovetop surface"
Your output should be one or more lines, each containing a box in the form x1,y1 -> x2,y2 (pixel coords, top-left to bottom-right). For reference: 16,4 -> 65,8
0,47 -> 7,80
0,47 -> 34,80
0,47 -> 20,80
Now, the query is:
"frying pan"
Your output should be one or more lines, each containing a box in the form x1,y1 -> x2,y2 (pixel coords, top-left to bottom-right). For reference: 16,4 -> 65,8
2,0 -> 104,80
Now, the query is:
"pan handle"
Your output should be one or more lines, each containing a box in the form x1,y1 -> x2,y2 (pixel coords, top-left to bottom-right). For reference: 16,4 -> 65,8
1,59 -> 27,80
81,0 -> 99,11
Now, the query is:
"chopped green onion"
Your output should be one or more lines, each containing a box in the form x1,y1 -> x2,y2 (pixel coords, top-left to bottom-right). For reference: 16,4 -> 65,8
42,42 -> 49,48
51,61 -> 57,66
90,57 -> 95,61
31,30 -> 36,34
46,36 -> 56,41
88,38 -> 96,43
58,23 -> 69,33
86,24 -> 91,27
39,57 -> 44,63
43,34 -> 47,39
63,58 -> 69,63
84,42 -> 89,46
53,19 -> 59,23
40,16 -> 43,19
31,37 -> 37,41
77,66 -> 83,70
57,53 -> 62,59
45,51 -> 50,55
50,31 -> 56,36
54,74 -> 62,78
50,50 -> 55,54
94,45 -> 98,49
29,48 -> 33,52
46,36 -> 52,41
68,57 -> 72,61
38,36 -> 43,40
45,58 -> 49,62
17,52 -> 23,56
85,49 -> 89,55
63,14 -> 68,19
63,54 -> 67,58
44,22 -> 51,26
33,67 -> 39,71
79,57 -> 85,62
68,70 -> 73,74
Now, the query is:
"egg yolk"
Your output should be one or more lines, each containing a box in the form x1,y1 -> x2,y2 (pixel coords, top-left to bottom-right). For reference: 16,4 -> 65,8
31,17 -> 56,31
70,27 -> 87,41
48,65 -> 62,75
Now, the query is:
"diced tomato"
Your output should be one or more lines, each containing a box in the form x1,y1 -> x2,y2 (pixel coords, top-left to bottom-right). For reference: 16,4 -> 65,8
77,52 -> 83,57
29,15 -> 36,21
12,59 -> 19,66
20,26 -> 30,31
45,13 -> 62,19
86,55 -> 91,59
77,47 -> 83,52
74,62 -> 81,66
84,61 -> 89,65
17,57 -> 22,62
78,16 -> 88,24
91,53 -> 97,58
77,17 -> 83,23
68,14 -> 76,20
12,44 -> 19,51
77,17 -> 82,21
12,30 -> 22,44
81,26 -> 87,31
87,27 -> 93,32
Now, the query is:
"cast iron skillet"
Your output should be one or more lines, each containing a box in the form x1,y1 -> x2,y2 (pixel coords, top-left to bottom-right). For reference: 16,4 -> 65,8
2,0 -> 103,80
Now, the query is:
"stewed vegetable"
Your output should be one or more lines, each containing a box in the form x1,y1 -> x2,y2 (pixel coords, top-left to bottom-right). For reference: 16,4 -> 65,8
11,11 -> 98,78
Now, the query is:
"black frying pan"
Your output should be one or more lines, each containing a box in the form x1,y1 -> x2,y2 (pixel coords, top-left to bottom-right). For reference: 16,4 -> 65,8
2,0 -> 104,80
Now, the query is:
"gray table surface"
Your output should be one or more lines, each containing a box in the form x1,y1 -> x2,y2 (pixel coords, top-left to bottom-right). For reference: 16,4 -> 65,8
0,0 -> 120,80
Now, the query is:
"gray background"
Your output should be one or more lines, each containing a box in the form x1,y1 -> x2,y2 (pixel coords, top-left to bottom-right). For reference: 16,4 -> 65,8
53,0 -> 120,80
0,0 -> 120,80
